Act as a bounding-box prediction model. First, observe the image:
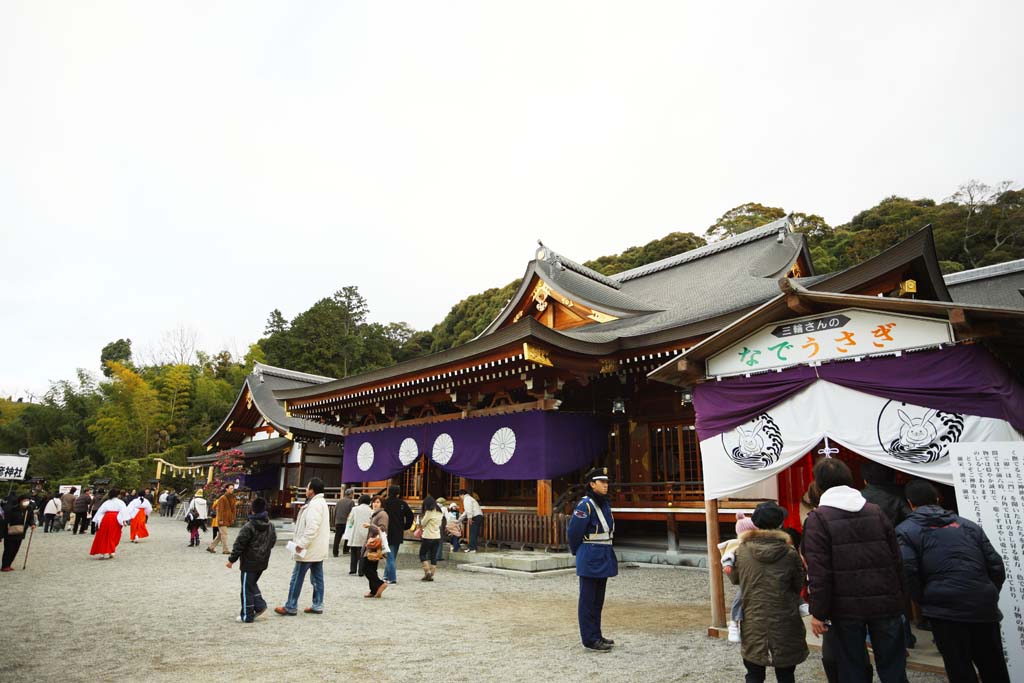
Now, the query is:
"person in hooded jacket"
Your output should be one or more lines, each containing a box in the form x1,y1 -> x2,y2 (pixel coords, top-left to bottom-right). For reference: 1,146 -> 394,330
896,479 -> 1008,683
802,458 -> 906,683
227,497 -> 277,623
729,501 -> 808,683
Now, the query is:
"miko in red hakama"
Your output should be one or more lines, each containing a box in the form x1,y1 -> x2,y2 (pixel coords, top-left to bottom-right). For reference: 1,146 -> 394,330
90,511 -> 124,557
129,509 -> 149,541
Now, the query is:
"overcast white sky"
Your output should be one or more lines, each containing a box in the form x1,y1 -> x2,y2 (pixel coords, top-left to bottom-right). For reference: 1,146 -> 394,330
1,2 -> 1022,399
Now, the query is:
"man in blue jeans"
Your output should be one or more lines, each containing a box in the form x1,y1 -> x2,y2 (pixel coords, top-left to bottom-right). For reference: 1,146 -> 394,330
275,478 -> 330,616
803,458 -> 907,683
383,485 -> 414,583
458,489 -> 484,552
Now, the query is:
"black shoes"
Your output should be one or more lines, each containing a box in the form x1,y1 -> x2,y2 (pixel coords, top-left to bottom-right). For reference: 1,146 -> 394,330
600,637 -> 615,645
583,641 -> 612,652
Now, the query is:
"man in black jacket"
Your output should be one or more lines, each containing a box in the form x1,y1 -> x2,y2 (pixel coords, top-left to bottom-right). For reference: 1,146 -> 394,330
896,479 -> 1008,683
803,458 -> 906,683
383,485 -> 414,584
226,497 -> 277,623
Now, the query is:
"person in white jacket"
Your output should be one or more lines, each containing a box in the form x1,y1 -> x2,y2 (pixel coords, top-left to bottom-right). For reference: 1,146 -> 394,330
42,494 -> 63,533
345,495 -> 373,576
275,478 -> 330,616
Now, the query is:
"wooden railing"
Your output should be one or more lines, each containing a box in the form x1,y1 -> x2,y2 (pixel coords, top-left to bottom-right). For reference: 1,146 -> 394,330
610,480 -> 704,506
480,512 -> 570,551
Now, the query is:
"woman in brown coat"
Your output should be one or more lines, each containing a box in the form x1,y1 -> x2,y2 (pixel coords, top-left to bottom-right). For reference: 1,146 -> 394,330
729,501 -> 808,683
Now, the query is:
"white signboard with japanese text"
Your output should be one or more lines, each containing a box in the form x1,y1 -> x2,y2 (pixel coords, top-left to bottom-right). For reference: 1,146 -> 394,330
949,442 -> 1024,680
0,454 -> 30,481
707,308 -> 953,378
58,485 -> 82,496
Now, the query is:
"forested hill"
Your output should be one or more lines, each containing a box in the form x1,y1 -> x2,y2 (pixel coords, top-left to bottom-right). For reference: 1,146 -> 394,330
429,180 -> 1023,352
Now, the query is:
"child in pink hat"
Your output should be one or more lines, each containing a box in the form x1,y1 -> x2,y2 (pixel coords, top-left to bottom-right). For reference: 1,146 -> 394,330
718,512 -> 757,643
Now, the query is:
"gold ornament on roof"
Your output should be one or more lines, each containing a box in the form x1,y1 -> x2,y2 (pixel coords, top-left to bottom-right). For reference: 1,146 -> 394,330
532,281 -> 552,312
523,343 -> 554,367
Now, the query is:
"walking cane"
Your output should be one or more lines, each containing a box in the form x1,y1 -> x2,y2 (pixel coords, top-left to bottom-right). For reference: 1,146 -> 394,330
21,524 -> 35,570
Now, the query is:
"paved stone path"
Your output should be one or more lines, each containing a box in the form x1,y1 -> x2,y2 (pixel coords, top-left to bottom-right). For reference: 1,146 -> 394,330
1,516 -> 945,682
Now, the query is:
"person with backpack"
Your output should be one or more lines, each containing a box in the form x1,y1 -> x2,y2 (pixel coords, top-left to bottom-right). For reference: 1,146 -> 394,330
226,497 -> 277,623
185,490 -> 209,547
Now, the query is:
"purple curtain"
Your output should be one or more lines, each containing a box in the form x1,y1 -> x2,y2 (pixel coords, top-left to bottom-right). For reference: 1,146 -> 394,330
695,344 -> 1024,440
342,411 -> 608,482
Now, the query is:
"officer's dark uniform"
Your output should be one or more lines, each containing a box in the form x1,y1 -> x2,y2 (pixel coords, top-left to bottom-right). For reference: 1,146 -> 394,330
567,468 -> 618,651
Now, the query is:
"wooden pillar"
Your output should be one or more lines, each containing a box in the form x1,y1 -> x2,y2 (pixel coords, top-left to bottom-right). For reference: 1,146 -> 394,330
206,466 -> 214,485
537,479 -> 553,516
706,498 -> 726,635
155,461 -> 163,498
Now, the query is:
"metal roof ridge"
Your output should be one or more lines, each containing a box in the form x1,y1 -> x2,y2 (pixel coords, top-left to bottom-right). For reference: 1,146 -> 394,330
536,242 -> 623,290
944,258 -> 1024,285
253,362 -> 336,384
611,217 -> 791,282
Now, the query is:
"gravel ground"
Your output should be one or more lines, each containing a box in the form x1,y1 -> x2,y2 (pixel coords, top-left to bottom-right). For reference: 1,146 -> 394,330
2,516 -> 945,683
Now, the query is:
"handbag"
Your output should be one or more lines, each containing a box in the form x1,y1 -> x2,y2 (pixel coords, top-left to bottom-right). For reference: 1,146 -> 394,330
364,535 -> 383,561
7,524 -> 25,536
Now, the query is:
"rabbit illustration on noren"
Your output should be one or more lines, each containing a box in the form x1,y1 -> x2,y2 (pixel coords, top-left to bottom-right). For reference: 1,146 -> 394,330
726,414 -> 784,470
881,404 -> 964,464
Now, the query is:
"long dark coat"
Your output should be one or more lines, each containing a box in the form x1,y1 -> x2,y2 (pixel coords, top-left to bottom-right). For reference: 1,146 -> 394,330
729,529 -> 809,668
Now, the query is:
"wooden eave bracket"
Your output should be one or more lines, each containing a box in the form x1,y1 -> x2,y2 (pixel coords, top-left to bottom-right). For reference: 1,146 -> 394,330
948,307 -> 999,341
676,359 -> 706,385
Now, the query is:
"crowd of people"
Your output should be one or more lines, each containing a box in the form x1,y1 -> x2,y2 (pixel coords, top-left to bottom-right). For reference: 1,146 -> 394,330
0,462 -> 1012,682
718,457 -> 1009,683
0,486 -> 163,568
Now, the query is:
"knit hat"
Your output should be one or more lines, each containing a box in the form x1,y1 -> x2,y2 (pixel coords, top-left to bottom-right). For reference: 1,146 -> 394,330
752,501 -> 787,530
735,512 -> 756,535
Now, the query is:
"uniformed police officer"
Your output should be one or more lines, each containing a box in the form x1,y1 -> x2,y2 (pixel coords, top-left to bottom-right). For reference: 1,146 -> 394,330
567,466 -> 618,652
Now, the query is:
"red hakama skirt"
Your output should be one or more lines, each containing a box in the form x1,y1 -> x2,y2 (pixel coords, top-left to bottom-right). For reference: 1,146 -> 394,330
129,509 -> 149,541
90,511 -> 123,556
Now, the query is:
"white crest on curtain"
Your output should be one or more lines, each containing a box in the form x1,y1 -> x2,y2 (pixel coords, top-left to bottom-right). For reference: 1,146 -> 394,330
700,381 -> 1023,500
357,442 -> 375,472
489,427 -> 516,465
432,433 -> 454,465
398,437 -> 419,466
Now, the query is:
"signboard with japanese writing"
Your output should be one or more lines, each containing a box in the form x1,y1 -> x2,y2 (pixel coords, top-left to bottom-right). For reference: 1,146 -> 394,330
0,454 -> 30,481
949,442 -> 1024,680
707,308 -> 953,378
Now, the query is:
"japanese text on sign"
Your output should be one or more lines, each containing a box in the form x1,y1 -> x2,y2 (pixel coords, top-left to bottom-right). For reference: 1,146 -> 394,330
949,442 -> 1024,679
707,308 -> 953,377
0,455 -> 30,481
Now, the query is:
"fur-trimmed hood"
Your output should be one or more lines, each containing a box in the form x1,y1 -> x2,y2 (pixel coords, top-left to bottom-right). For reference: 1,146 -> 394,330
740,528 -> 794,564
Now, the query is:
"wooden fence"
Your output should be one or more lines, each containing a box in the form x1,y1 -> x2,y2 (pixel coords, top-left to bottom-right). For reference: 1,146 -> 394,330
480,512 -> 570,551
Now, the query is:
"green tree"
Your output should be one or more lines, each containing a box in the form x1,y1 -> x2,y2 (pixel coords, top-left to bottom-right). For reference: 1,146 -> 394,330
705,203 -> 786,240
100,339 -> 133,377
88,362 -> 160,462
265,309 -> 288,335
584,232 -> 707,275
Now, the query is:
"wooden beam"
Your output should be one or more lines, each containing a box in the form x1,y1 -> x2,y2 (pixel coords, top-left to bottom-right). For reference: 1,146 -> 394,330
949,307 -> 1000,340
675,359 -> 705,385
785,293 -> 815,316
706,498 -> 727,633
345,400 -> 559,435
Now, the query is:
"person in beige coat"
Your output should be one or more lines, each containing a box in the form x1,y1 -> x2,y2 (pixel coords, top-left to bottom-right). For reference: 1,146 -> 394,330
275,478 -> 330,616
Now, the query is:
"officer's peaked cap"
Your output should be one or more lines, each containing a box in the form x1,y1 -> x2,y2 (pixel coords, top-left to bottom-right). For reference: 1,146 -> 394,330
583,467 -> 610,483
